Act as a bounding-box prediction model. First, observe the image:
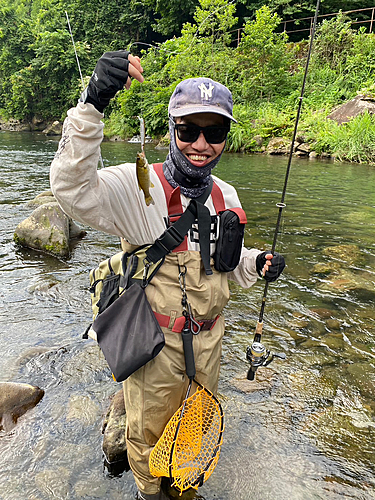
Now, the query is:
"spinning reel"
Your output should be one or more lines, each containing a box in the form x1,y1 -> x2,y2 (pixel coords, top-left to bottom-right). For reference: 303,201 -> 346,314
246,339 -> 286,381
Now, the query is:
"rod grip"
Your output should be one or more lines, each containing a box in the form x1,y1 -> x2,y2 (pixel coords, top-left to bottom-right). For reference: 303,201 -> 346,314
247,367 -> 256,381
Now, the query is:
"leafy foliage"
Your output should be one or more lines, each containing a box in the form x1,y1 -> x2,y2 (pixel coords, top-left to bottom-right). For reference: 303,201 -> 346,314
237,6 -> 292,100
0,0 -> 374,163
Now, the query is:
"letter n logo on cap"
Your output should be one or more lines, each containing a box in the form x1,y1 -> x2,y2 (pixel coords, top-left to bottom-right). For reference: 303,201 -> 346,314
198,82 -> 214,101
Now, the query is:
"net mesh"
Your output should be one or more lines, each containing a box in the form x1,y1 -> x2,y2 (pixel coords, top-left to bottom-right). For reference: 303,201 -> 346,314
149,385 -> 224,493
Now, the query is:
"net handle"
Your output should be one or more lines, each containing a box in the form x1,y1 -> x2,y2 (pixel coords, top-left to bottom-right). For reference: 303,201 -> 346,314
181,323 -> 196,380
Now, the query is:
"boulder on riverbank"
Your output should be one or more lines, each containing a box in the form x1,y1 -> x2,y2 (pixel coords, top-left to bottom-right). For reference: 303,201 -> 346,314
0,118 -> 30,132
0,382 -> 44,432
0,116 -> 49,132
42,120 -> 62,136
327,94 -> 375,124
14,192 -> 86,258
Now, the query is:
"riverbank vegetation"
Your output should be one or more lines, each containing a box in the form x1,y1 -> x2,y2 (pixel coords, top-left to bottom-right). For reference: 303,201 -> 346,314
1,0 -> 375,163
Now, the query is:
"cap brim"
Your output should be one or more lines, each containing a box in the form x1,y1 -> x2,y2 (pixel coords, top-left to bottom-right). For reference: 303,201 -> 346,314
170,105 -> 237,123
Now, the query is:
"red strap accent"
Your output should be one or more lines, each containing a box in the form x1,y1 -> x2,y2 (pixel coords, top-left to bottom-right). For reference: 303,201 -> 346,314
153,164 -> 182,216
153,311 -> 219,332
153,312 -> 186,331
153,163 -> 175,209
223,206 -> 247,224
153,311 -> 170,328
211,181 -> 226,212
172,316 -> 187,333
153,163 -> 187,251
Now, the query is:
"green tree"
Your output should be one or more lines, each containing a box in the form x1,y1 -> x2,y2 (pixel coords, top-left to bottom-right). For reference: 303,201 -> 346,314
149,0 -> 198,37
238,5 -> 291,100
313,10 -> 355,69
193,0 -> 238,45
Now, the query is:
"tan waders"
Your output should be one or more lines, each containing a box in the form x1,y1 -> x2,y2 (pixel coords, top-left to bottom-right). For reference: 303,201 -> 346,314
122,251 -> 229,496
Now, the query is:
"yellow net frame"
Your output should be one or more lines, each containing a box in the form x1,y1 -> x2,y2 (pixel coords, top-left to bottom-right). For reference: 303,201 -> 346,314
149,383 -> 224,494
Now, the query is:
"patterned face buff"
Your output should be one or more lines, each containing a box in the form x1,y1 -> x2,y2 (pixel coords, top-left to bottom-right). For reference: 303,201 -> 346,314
163,118 -> 225,198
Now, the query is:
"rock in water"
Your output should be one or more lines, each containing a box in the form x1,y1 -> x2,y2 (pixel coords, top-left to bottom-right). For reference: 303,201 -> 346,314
14,199 -> 86,258
0,382 -> 44,432
14,202 -> 71,257
102,389 -> 129,474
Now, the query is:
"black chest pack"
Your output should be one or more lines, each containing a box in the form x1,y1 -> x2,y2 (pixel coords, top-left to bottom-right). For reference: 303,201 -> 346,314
214,208 -> 246,272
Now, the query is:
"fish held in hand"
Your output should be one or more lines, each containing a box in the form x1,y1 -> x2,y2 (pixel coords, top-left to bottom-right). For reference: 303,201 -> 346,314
136,151 -> 154,206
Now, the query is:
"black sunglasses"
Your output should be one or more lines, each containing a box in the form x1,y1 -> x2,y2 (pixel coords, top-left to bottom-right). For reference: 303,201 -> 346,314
174,123 -> 230,144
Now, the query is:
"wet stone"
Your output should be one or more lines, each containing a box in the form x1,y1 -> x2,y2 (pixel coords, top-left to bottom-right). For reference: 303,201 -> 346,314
48,442 -> 93,469
288,369 -> 336,401
288,312 -> 310,329
74,473 -> 109,498
231,367 -> 277,393
346,363 -> 375,400
310,308 -> 335,319
67,395 -> 100,425
326,319 -> 341,331
322,333 -> 349,352
34,467 -> 71,498
311,261 -> 341,275
0,382 -> 44,432
102,389 -> 128,466
14,202 -> 70,257
316,268 -> 375,296
60,343 -> 109,384
322,244 -> 362,265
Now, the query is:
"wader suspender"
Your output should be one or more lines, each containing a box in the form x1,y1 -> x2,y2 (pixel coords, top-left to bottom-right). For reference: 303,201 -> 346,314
145,164 -> 226,275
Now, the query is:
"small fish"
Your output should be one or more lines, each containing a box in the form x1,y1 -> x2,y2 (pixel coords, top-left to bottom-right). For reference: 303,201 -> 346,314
136,151 -> 154,206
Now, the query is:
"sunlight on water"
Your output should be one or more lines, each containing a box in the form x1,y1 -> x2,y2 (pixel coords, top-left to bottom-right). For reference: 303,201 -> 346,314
0,132 -> 374,499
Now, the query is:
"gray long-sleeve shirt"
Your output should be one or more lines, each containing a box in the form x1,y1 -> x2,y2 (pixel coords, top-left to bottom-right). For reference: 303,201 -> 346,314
50,103 -> 261,288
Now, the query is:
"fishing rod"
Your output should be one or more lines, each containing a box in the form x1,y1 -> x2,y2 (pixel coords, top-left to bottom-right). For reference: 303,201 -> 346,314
246,0 -> 321,381
65,11 -> 105,169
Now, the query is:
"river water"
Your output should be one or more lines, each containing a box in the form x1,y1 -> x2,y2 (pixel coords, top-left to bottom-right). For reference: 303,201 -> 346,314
1,131 -> 374,500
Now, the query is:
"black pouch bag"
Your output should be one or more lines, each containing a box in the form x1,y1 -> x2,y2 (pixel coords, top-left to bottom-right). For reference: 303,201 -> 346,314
87,250 -> 165,382
213,208 -> 247,272
91,281 -> 165,382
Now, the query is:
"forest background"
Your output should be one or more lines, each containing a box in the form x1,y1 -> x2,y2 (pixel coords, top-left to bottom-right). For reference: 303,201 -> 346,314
1,0 -> 375,163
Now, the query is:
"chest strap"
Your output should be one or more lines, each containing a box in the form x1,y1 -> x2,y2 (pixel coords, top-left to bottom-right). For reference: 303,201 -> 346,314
147,164 -> 227,275
153,163 -> 226,252
145,187 -> 213,274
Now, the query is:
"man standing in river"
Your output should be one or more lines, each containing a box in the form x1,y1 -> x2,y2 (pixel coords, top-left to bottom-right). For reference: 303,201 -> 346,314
50,51 -> 285,499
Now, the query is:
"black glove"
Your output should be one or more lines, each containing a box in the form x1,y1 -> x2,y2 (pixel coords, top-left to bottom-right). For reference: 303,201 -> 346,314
80,51 -> 130,112
256,251 -> 285,282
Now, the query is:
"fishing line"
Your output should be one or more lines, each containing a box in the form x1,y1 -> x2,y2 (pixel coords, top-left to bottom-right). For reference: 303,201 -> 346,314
128,0 -> 236,57
246,0 -> 321,380
65,11 -> 105,169
65,11 -> 85,89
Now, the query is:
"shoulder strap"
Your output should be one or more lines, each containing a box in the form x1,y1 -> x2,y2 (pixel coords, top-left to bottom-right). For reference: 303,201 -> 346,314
147,164 -> 214,274
145,200 -> 213,275
211,181 -> 226,212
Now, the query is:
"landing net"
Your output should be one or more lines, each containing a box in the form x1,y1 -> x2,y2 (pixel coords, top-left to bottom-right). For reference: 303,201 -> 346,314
149,384 -> 224,493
